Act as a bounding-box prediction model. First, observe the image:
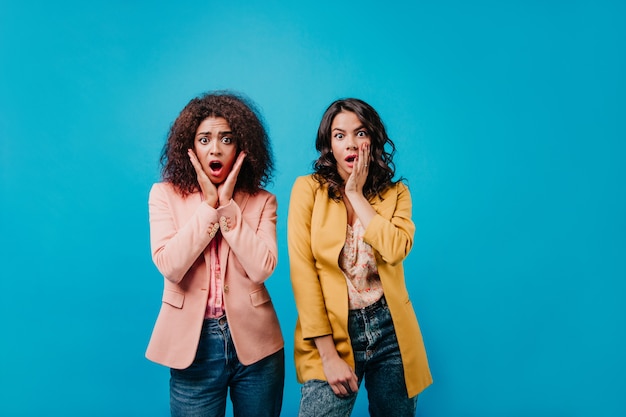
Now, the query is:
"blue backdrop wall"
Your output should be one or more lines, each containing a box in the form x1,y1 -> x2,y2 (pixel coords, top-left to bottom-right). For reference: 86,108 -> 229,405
1,1 -> 625,416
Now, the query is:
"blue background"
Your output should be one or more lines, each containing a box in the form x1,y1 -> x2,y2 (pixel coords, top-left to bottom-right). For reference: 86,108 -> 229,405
1,1 -> 625,416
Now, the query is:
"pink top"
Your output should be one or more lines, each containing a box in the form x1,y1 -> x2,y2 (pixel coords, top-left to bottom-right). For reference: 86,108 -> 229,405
339,219 -> 384,309
205,235 -> 225,318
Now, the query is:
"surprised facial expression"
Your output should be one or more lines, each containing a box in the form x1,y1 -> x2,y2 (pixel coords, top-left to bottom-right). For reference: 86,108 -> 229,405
194,117 -> 237,185
330,111 -> 371,181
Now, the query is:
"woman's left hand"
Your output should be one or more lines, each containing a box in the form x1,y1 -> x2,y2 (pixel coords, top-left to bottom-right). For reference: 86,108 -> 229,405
344,143 -> 376,229
345,143 -> 369,196
217,152 -> 246,205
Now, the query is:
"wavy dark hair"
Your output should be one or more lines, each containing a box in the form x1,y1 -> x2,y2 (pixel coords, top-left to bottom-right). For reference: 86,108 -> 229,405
313,98 -> 398,200
160,91 -> 273,196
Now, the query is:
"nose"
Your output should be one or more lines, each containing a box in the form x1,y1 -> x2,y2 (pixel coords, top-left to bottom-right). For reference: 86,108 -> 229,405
209,139 -> 221,155
345,135 -> 357,150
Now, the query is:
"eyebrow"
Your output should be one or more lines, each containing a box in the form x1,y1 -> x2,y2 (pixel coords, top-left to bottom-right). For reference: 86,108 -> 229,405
196,130 -> 233,137
332,125 -> 366,133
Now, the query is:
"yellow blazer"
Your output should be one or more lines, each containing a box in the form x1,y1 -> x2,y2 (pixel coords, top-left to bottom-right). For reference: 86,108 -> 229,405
287,175 -> 432,397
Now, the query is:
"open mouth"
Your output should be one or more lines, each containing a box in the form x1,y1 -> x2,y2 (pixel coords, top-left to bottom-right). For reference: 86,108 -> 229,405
209,161 -> 223,171
345,155 -> 357,164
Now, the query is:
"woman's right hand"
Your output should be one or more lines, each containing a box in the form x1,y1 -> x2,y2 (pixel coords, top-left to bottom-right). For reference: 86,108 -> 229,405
188,149 -> 219,207
321,354 -> 359,397
314,335 -> 359,397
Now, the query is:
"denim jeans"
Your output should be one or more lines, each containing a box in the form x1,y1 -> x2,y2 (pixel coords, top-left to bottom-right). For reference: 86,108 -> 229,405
298,297 -> 417,417
170,316 -> 284,417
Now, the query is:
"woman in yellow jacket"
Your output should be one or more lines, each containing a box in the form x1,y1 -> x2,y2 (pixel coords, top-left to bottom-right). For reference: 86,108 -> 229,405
288,98 -> 432,417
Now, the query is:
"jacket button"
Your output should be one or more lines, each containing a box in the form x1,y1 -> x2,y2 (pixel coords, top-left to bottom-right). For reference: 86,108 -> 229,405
220,216 -> 229,232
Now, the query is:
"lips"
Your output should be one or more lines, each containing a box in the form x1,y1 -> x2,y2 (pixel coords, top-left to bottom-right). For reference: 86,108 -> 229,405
344,154 -> 357,168
208,160 -> 223,175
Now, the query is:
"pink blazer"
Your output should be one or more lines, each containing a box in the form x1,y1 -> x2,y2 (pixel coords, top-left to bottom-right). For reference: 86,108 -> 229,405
145,182 -> 283,368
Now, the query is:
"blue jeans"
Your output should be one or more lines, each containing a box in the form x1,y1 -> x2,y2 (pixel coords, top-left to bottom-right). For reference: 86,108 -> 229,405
298,297 -> 417,417
170,316 -> 284,417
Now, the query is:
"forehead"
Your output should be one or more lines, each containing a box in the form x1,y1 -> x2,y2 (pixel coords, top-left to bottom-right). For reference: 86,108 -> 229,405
196,116 -> 231,133
331,111 -> 362,130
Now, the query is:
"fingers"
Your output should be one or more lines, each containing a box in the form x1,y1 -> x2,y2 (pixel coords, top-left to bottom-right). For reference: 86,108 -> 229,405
330,383 -> 349,397
359,143 -> 369,173
232,151 -> 246,174
347,374 -> 359,393
218,152 -> 246,204
331,379 -> 358,397
334,378 -> 358,397
187,149 -> 204,175
224,152 -> 246,186
351,143 -> 369,178
346,143 -> 369,195
188,149 -> 218,206
328,370 -> 358,398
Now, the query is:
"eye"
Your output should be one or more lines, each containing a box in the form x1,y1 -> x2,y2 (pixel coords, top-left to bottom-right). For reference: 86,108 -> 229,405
199,136 -> 209,144
357,130 -> 368,137
334,133 -> 344,139
221,136 -> 233,144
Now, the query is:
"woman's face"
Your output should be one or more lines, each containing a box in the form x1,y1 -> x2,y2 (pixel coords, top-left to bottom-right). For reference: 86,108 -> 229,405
330,111 -> 371,181
193,117 -> 237,184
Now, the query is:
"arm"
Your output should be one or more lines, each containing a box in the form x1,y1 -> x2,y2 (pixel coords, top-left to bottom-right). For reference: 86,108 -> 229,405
344,142 -> 376,228
314,335 -> 359,397
217,193 -> 278,283
287,176 -> 333,338
149,183 -> 219,283
288,177 -> 358,396
344,144 -> 414,265
363,182 -> 415,266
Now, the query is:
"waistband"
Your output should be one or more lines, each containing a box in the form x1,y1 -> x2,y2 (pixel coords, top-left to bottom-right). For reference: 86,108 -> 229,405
204,315 -> 228,326
349,295 -> 387,314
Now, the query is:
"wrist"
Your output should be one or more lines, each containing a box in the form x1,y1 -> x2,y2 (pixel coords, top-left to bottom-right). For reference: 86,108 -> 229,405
344,189 -> 365,202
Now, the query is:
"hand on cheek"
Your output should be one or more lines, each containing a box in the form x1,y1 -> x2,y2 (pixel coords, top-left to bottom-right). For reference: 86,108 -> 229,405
188,149 -> 218,207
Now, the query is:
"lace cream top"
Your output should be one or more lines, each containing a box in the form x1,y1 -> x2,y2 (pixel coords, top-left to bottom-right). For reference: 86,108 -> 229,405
339,219 -> 384,309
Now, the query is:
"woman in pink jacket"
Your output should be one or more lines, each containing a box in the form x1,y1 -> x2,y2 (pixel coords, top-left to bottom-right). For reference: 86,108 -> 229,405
146,92 -> 284,417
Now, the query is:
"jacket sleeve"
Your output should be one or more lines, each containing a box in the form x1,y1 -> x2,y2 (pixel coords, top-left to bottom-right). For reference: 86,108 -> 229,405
217,193 -> 278,284
148,183 -> 219,283
288,176 -> 333,338
363,182 -> 415,266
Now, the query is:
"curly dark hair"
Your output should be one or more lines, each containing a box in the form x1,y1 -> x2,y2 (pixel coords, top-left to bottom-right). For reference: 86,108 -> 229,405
160,91 -> 273,196
313,98 -> 398,201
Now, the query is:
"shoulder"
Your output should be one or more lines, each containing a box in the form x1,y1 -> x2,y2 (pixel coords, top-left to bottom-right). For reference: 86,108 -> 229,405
371,181 -> 411,212
249,189 -> 277,205
149,183 -> 203,213
237,189 -> 277,209
150,182 -> 174,198
293,174 -> 316,187
290,175 -> 330,204
249,188 -> 275,200
151,181 -> 189,193
292,174 -> 323,193
150,182 -> 189,200
382,181 -> 410,198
